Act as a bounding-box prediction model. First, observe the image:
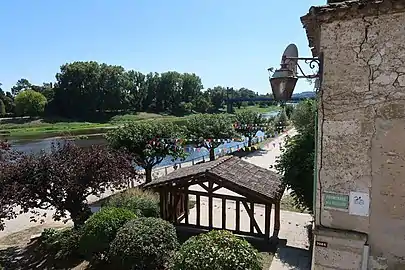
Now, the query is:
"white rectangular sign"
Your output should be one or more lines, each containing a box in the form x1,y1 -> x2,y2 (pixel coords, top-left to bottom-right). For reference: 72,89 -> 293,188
349,191 -> 370,217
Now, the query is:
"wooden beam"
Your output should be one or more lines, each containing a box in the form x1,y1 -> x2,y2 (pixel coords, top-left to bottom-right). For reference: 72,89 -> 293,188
222,198 -> 226,229
175,223 -> 265,238
250,202 -> 255,233
212,183 -> 223,193
196,195 -> 201,226
235,200 -> 240,232
159,191 -> 164,219
265,203 -> 272,240
175,189 -> 264,205
184,193 -> 189,225
208,181 -> 213,229
273,202 -> 280,237
173,193 -> 181,224
198,182 -> 210,192
242,201 -> 262,235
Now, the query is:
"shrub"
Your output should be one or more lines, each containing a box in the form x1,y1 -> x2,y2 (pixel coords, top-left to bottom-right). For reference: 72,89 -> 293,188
40,227 -> 82,260
79,207 -> 136,260
171,230 -> 263,270
104,188 -> 160,218
109,217 -> 179,270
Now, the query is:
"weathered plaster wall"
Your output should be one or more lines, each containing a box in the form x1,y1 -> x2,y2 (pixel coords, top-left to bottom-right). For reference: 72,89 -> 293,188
317,11 -> 405,268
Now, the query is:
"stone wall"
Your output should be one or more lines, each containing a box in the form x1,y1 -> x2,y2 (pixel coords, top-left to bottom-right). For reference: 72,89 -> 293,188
316,10 -> 405,268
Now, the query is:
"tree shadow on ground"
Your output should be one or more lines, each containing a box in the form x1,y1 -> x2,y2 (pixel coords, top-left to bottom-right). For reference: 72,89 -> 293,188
0,241 -> 86,270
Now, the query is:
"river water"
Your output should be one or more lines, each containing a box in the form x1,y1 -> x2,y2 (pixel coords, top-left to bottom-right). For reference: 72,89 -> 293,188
9,110 -> 280,168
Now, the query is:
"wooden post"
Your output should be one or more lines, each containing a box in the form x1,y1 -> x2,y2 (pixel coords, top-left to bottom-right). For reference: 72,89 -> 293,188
265,203 -> 272,241
273,202 -> 280,237
235,200 -> 240,232
208,181 -> 213,229
242,201 -> 262,235
159,191 -> 164,219
196,195 -> 201,226
222,198 -> 226,229
250,202 -> 255,233
184,192 -> 189,225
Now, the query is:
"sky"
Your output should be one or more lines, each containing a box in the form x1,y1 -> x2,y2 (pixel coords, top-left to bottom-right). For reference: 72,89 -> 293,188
0,0 -> 324,94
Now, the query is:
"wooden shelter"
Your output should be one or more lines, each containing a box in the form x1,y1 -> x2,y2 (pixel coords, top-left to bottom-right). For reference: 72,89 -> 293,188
145,156 -> 285,241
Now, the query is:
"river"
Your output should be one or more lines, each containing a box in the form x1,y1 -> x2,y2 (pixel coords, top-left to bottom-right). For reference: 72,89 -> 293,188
9,110 -> 280,168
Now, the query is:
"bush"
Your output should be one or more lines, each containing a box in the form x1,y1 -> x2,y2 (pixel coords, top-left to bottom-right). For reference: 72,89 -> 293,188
109,217 -> 179,270
79,207 -> 136,260
40,227 -> 82,260
171,230 -> 263,270
104,188 -> 160,218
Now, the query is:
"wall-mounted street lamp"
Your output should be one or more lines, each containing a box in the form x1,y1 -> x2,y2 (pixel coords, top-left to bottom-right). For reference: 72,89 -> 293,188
268,44 -> 323,101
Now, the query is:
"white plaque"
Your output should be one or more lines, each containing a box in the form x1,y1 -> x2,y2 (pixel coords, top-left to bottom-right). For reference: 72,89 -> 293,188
349,191 -> 369,217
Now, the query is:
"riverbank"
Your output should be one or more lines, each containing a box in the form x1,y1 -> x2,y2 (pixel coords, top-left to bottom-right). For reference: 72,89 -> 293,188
0,105 -> 279,140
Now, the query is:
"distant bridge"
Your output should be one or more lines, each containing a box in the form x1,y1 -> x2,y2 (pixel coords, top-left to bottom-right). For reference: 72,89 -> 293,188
225,96 -> 315,113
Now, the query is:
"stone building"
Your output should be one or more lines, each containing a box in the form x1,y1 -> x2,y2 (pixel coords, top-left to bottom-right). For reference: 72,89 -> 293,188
301,0 -> 405,269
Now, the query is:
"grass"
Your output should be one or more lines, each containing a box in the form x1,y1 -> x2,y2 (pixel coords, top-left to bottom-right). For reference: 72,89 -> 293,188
234,105 -> 279,114
1,106 -> 276,140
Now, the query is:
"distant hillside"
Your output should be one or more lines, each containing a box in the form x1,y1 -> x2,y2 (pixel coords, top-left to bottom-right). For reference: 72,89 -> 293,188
292,91 -> 316,98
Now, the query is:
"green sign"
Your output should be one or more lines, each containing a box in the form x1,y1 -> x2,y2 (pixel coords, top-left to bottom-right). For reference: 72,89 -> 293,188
324,193 -> 349,209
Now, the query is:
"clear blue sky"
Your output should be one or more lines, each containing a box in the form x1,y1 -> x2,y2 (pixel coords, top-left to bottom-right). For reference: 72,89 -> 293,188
0,0 -> 324,94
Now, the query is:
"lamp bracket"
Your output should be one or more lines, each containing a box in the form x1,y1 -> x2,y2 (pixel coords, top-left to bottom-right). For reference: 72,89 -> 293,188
282,55 -> 322,80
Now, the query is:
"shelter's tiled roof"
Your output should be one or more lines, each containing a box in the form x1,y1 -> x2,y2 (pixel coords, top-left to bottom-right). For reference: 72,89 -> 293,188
145,156 -> 284,201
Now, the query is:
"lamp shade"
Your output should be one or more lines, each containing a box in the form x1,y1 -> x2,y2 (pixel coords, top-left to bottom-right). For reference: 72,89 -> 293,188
269,67 -> 298,101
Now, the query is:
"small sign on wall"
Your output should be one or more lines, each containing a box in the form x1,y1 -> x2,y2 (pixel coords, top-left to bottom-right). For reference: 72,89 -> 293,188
349,191 -> 369,217
324,192 -> 349,211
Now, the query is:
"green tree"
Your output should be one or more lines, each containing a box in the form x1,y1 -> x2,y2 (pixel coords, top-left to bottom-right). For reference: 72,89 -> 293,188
185,114 -> 236,161
234,111 -> 267,146
14,90 -> 47,116
0,100 -> 5,116
275,99 -> 316,212
285,104 -> 295,119
11,78 -> 31,96
106,121 -> 186,183
207,86 -> 226,111
192,93 -> 212,113
274,109 -> 288,132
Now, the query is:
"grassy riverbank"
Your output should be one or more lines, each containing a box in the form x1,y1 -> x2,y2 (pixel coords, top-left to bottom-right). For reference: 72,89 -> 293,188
0,106 -> 279,140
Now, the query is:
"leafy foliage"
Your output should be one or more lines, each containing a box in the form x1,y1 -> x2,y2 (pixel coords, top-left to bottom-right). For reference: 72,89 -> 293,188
0,99 -> 5,116
171,230 -> 262,270
106,121 -> 186,183
40,227 -> 83,260
104,188 -> 160,217
285,104 -> 295,119
274,109 -> 288,132
234,111 -> 267,146
109,217 -> 179,270
185,113 -> 236,161
275,99 -> 316,212
0,142 -> 136,228
80,207 -> 136,260
14,89 -> 47,116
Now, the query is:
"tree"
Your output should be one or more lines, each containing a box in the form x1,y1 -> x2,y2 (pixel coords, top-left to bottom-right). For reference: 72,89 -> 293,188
106,121 -> 185,183
234,111 -> 268,146
274,109 -> 288,132
14,89 -> 47,116
1,143 -> 136,228
185,114 -> 236,161
0,100 -> 5,116
285,104 -> 295,119
11,78 -> 31,96
275,99 -> 316,212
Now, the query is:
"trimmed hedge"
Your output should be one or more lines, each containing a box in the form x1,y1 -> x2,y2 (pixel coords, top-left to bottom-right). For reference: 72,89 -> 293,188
171,230 -> 263,270
40,227 -> 82,260
79,207 -> 136,260
104,188 -> 160,218
109,217 -> 179,270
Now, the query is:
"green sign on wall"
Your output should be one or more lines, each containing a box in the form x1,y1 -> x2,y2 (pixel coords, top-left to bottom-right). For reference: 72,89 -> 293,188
324,193 -> 349,210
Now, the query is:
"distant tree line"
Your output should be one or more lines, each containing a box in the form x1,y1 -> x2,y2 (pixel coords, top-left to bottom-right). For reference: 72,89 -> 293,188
0,61 -> 277,119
